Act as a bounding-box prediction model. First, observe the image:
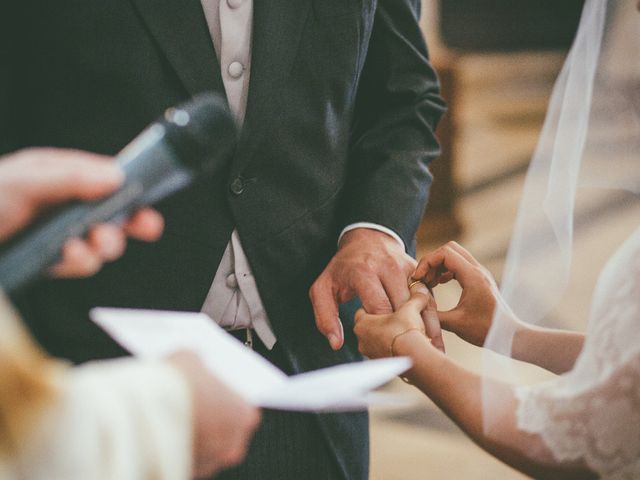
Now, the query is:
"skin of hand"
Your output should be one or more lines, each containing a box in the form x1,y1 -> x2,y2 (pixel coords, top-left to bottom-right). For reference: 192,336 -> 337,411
310,228 -> 418,350
353,282 -> 442,359
0,148 -> 164,278
414,242 -> 585,374
412,241 -> 509,347
387,331 -> 595,480
353,243 -> 596,478
169,351 -> 261,478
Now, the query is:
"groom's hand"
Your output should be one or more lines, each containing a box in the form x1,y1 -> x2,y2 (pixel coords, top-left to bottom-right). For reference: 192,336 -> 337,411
310,228 -> 416,350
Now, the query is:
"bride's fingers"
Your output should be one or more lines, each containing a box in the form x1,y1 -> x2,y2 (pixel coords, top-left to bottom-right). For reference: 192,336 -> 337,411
414,246 -> 459,280
422,306 -> 445,353
414,246 -> 476,289
354,308 -> 371,325
425,264 -> 453,288
406,282 -> 433,311
435,271 -> 455,285
414,255 -> 437,282
442,241 -> 482,267
354,307 -> 389,326
422,266 -> 438,288
436,309 -> 462,334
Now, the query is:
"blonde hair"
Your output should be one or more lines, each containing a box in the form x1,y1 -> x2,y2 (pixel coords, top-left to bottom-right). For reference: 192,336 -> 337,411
0,292 -> 61,457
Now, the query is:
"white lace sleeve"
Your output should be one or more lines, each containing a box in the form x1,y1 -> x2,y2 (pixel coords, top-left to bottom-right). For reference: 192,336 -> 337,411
516,349 -> 640,479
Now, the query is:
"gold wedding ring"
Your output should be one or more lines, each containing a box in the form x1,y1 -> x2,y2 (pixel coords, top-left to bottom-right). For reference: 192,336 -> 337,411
408,279 -> 425,290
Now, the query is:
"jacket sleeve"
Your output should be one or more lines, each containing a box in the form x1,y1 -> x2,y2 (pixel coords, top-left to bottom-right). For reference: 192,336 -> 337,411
343,0 -> 446,249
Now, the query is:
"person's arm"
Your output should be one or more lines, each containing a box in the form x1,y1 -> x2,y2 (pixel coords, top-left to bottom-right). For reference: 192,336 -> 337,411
10,353 -> 259,480
394,331 -> 595,480
0,149 -> 260,477
343,0 -> 445,242
414,242 -> 584,374
310,0 -> 447,350
1,290 -> 259,479
353,288 -> 596,479
511,324 -> 584,375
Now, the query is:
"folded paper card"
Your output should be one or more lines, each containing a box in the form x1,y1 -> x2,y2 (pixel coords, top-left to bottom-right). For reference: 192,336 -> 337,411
91,307 -> 412,412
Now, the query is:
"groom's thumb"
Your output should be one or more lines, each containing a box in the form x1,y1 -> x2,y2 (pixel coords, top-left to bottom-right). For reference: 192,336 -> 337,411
310,278 -> 344,350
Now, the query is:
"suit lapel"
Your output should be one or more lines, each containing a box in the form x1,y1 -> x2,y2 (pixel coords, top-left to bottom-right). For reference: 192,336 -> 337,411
233,0 -> 312,174
129,0 -> 225,96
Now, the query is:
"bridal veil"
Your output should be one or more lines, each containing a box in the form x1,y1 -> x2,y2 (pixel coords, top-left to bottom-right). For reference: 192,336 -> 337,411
481,0 -> 640,475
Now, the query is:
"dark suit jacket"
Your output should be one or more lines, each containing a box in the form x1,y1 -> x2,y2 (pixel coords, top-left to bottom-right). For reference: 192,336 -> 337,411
2,1 -> 445,478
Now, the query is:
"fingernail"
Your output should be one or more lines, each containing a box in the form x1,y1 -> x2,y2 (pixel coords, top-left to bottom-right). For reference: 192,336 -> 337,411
328,333 -> 339,350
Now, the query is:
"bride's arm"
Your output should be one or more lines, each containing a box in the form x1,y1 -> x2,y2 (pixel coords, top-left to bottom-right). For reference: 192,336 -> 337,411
392,330 -> 596,480
354,294 -> 595,479
511,323 -> 584,375
413,242 -> 584,374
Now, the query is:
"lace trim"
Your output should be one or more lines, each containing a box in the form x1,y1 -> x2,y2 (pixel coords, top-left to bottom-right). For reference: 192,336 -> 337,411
512,225 -> 640,478
516,351 -> 640,478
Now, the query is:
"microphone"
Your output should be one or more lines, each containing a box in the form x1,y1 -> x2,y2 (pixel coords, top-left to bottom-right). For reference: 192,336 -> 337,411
0,93 -> 236,293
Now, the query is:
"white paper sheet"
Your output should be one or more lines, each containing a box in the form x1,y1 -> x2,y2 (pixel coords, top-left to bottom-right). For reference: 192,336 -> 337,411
91,307 -> 412,412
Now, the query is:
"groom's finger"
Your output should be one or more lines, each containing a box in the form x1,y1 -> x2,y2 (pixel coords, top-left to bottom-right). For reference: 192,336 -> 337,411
310,276 -> 344,350
354,275 -> 393,315
380,263 -> 413,311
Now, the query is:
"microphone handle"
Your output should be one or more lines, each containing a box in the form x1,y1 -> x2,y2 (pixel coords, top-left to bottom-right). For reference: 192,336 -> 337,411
0,124 -> 194,293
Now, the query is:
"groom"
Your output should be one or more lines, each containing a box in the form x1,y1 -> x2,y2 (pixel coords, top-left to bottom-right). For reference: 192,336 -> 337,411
3,0 -> 445,478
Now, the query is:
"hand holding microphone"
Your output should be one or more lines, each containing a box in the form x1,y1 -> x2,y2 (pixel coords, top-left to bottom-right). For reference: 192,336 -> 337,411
0,148 -> 164,278
0,93 -> 236,292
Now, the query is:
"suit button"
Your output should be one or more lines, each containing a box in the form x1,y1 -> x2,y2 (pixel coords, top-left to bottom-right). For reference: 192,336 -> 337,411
226,273 -> 238,289
228,61 -> 244,79
230,177 -> 244,195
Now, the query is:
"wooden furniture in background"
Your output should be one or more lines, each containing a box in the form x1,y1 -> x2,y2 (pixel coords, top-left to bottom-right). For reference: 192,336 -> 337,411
418,51 -> 463,244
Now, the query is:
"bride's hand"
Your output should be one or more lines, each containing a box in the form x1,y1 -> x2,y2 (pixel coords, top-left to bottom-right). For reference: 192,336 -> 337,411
354,283 -> 441,359
412,241 -> 499,347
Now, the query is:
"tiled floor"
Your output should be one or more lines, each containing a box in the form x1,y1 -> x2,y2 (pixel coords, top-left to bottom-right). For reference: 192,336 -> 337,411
367,49 -> 625,479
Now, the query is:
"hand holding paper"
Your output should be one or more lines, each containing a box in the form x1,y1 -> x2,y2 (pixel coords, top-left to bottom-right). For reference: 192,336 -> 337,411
91,308 -> 412,412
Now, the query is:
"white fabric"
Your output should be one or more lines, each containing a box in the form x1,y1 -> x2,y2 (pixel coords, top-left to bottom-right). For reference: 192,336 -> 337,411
484,0 -> 607,356
0,292 -> 193,479
516,227 -> 640,479
201,231 -> 276,348
338,223 -> 406,251
201,0 -> 252,126
200,0 -> 277,347
479,0 -> 640,475
199,0 -> 403,349
31,361 -> 192,480
3,353 -> 192,479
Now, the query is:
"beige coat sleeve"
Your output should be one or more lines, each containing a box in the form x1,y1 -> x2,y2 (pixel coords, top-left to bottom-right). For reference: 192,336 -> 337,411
7,358 -> 194,480
0,291 -> 193,480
